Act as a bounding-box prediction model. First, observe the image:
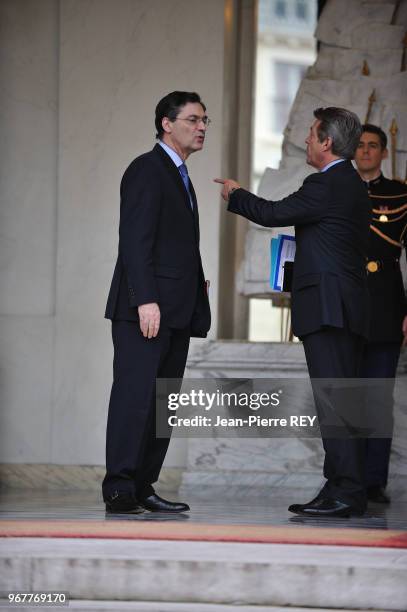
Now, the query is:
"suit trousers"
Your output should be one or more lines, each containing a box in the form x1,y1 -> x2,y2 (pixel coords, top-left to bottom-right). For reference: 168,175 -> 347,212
360,342 -> 401,488
102,320 -> 190,500
302,326 -> 366,510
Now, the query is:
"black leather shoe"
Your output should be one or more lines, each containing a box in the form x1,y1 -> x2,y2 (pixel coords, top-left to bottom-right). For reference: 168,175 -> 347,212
367,486 -> 390,504
139,493 -> 190,513
105,491 -> 145,514
288,497 -> 364,517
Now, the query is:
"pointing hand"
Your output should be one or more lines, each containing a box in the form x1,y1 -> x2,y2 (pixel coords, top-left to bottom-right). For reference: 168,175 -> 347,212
214,178 -> 241,201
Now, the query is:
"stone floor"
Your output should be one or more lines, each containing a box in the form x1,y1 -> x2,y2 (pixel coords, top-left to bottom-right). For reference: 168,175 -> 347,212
0,487 -> 406,530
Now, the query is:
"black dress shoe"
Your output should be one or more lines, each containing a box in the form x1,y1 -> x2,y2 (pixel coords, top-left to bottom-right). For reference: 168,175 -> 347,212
288,497 -> 364,517
139,493 -> 190,513
105,491 -> 145,514
367,486 -> 390,504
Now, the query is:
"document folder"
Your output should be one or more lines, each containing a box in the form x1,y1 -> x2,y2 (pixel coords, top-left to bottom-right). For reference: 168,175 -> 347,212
270,234 -> 295,292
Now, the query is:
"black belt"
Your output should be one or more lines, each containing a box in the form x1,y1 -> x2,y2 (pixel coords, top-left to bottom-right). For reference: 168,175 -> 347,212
366,258 -> 400,273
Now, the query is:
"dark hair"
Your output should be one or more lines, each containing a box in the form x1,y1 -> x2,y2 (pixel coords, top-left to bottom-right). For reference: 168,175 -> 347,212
155,91 -> 206,139
313,107 -> 362,158
362,123 -> 387,149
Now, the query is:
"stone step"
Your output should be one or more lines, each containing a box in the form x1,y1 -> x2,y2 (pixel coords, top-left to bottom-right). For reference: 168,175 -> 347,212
0,538 -> 407,612
13,602 -> 392,612
1,538 -> 406,610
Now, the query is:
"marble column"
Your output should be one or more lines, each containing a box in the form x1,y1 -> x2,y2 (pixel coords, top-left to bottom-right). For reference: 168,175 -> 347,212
0,0 -> 58,463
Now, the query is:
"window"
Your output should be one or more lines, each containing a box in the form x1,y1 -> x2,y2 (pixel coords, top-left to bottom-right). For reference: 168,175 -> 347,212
270,61 -> 307,133
258,0 -> 316,32
295,0 -> 308,21
275,0 -> 287,18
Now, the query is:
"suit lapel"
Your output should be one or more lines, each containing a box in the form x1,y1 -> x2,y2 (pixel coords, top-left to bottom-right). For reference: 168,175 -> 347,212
153,143 -> 194,216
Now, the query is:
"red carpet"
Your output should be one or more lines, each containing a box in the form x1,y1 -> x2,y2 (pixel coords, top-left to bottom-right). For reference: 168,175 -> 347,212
1,520 -> 407,548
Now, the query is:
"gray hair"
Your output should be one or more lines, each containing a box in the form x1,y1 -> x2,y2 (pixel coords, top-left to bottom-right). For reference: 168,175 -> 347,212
313,107 -> 362,159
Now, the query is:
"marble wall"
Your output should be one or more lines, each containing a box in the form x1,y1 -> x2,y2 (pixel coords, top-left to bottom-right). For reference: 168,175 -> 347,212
1,0 -> 226,470
0,0 -> 58,462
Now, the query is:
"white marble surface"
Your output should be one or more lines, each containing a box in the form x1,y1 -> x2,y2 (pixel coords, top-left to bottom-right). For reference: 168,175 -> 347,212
350,22 -> 405,50
186,340 -> 308,378
0,316 -> 54,463
286,74 -> 406,151
183,341 -> 323,489
1,538 -> 406,610
380,102 -> 407,154
258,166 -> 313,202
241,226 -> 274,288
392,357 -> 407,478
0,0 -> 58,316
310,47 -> 403,80
184,438 -> 324,475
298,71 -> 407,108
182,341 -> 407,494
0,464 -> 181,492
316,0 -> 397,48
18,604 -> 395,612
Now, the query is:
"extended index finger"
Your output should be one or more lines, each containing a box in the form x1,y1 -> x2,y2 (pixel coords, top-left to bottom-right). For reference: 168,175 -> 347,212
214,178 -> 226,184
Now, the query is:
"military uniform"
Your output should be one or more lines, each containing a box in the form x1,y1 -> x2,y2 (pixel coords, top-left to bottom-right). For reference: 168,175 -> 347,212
360,173 -> 407,492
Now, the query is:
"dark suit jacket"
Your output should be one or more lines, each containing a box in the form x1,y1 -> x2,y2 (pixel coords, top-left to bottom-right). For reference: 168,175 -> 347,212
105,144 -> 211,337
228,160 -> 371,339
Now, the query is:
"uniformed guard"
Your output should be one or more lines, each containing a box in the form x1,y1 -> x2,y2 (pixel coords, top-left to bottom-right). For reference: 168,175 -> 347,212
355,124 -> 407,504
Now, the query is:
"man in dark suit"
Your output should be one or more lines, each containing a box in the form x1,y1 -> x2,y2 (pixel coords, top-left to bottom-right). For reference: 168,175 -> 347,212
216,107 -> 371,517
103,91 -> 211,514
355,124 -> 407,504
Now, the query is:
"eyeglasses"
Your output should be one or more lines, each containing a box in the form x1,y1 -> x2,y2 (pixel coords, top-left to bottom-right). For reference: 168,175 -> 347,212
174,115 -> 211,128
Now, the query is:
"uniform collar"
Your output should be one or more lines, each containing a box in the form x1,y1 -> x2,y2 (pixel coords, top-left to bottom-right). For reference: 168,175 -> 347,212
364,172 -> 384,189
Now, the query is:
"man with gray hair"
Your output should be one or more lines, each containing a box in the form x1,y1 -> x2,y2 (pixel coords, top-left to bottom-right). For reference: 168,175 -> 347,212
216,107 -> 371,517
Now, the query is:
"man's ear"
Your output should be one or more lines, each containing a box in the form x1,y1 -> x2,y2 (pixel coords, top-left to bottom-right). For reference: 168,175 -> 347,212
162,117 -> 172,134
381,147 -> 389,160
323,136 -> 333,152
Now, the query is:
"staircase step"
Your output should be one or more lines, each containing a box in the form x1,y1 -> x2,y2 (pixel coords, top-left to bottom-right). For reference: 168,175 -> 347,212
1,537 -> 406,610
38,602 -> 394,612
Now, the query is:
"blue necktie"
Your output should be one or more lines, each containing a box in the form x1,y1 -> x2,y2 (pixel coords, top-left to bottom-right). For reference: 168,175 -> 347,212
179,163 -> 194,211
